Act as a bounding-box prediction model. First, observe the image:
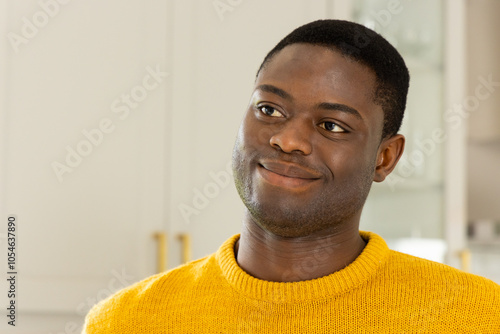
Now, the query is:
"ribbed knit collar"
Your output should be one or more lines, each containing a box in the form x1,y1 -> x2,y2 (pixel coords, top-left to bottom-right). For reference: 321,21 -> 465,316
215,231 -> 389,303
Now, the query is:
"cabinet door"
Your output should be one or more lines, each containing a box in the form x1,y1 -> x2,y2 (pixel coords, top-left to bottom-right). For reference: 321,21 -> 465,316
166,0 -> 329,268
0,1 -> 171,332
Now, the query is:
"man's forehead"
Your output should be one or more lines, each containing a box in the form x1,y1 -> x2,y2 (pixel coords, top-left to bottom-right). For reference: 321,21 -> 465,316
257,43 -> 374,85
255,44 -> 377,104
258,44 -> 356,75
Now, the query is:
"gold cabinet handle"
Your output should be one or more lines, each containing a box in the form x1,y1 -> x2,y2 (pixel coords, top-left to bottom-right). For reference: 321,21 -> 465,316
459,248 -> 471,272
177,233 -> 191,264
153,232 -> 168,273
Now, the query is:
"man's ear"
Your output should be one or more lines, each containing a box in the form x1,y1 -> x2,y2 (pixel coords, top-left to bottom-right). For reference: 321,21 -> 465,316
373,134 -> 405,182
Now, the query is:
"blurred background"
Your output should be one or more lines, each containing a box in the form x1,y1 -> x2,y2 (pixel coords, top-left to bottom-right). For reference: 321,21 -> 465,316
1,0 -> 499,332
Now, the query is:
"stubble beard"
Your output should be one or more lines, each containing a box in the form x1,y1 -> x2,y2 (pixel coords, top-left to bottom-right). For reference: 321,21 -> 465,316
232,146 -> 376,239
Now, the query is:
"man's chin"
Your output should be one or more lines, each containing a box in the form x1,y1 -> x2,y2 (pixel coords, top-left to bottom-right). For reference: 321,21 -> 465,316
247,205 -> 328,239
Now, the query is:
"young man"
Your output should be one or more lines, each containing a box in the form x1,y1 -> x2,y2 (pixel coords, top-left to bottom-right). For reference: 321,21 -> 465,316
83,20 -> 500,333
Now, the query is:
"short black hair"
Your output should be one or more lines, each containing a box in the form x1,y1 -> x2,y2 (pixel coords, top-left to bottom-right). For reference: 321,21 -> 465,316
257,19 -> 410,139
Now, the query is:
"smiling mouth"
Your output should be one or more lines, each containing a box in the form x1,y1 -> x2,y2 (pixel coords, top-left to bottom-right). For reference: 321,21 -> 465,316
257,161 -> 321,190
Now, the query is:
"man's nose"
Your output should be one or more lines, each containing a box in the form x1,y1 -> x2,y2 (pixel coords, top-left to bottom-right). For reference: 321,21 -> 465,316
269,119 -> 313,155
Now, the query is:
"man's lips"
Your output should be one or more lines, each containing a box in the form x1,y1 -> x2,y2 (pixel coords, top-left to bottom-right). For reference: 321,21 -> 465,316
259,161 -> 322,179
256,160 -> 321,190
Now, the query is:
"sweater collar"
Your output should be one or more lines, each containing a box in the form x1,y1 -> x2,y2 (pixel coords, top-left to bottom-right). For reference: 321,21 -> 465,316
215,231 -> 389,303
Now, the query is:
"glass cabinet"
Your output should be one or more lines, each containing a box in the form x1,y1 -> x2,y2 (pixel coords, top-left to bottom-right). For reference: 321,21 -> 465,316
331,0 -> 468,269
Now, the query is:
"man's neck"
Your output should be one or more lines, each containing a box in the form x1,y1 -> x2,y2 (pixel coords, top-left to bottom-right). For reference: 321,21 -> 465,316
235,216 -> 366,282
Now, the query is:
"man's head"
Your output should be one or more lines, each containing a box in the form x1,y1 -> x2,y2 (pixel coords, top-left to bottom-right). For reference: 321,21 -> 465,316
232,20 -> 407,238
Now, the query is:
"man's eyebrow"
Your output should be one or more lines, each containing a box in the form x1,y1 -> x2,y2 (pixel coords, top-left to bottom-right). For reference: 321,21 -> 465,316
317,102 -> 363,120
255,85 -> 363,120
255,84 -> 293,101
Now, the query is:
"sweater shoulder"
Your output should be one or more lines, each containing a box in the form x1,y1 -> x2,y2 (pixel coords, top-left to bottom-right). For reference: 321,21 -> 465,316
388,249 -> 496,279
387,249 -> 500,302
83,253 -> 218,332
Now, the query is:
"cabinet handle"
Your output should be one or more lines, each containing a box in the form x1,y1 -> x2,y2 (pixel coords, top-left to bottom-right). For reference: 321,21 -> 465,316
178,233 -> 192,264
153,232 -> 168,273
459,248 -> 471,272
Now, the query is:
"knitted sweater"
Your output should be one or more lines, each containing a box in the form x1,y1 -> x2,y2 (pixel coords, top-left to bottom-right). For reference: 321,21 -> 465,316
83,231 -> 500,333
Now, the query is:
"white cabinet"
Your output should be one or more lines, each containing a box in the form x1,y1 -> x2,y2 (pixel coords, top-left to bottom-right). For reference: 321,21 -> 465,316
0,1 -> 170,332
0,1 -> 330,332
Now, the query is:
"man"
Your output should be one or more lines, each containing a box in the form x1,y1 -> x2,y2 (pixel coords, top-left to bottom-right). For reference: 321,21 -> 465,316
83,20 -> 500,333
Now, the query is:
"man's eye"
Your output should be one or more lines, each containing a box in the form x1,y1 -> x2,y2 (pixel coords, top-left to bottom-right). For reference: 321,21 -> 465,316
258,106 -> 284,118
319,121 -> 345,133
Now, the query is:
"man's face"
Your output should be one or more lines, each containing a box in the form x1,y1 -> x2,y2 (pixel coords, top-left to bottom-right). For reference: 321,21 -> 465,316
232,43 -> 386,238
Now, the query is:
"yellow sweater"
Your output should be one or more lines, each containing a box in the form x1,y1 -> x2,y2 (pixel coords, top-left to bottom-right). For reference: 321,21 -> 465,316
83,231 -> 500,333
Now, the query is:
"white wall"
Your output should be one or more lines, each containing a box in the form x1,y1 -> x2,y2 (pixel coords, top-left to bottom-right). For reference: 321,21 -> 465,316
467,0 -> 500,221
466,0 -> 500,284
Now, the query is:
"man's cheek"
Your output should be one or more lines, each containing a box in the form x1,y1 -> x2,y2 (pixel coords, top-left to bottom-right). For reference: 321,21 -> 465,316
330,157 -> 370,183
246,121 -> 281,148
256,126 -> 274,146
